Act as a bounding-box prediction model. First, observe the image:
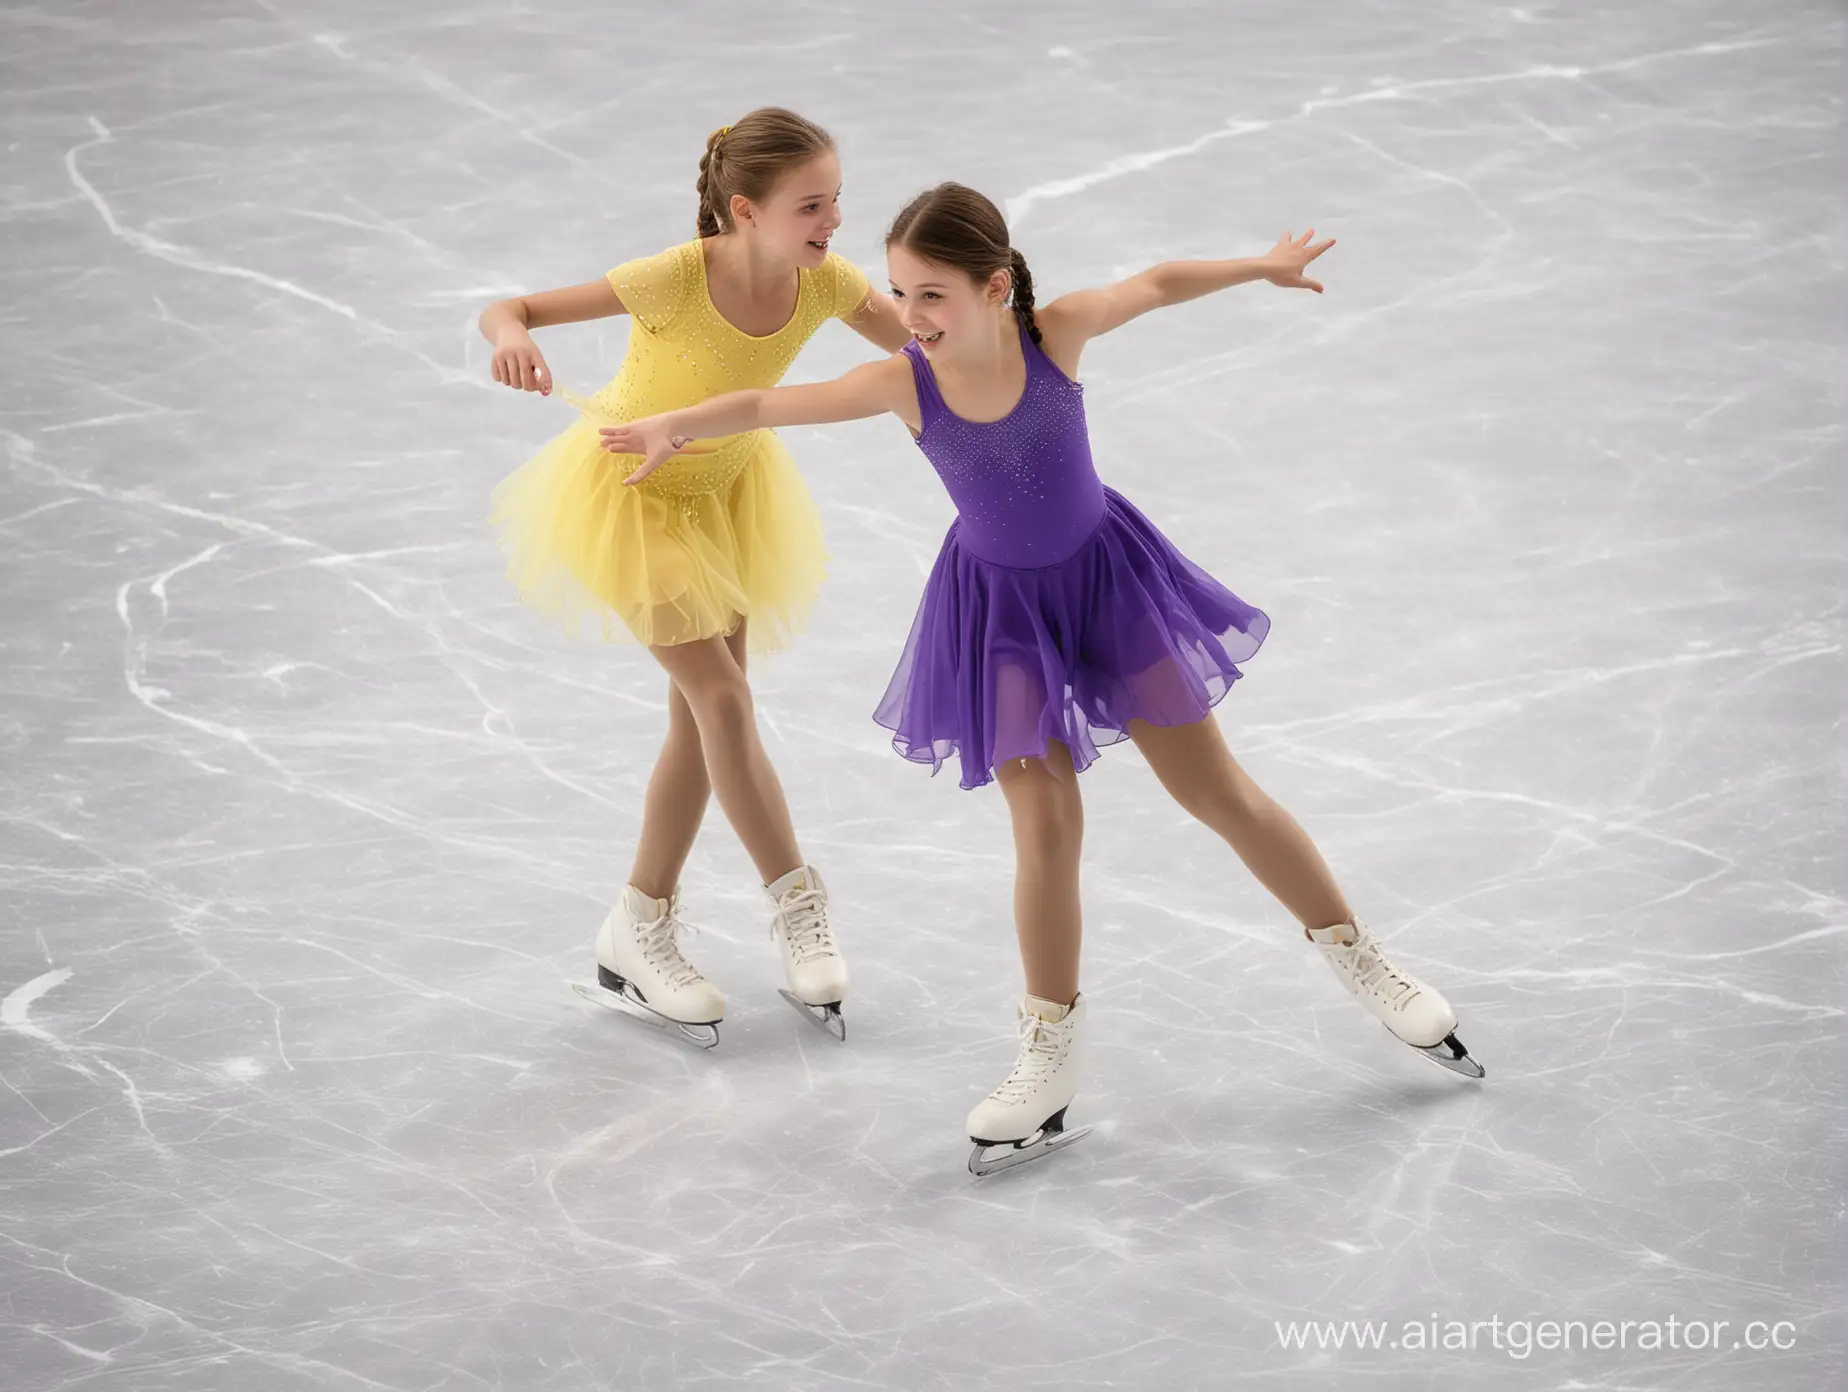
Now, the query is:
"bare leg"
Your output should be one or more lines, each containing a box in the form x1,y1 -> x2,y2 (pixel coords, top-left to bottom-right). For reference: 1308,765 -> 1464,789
994,742 -> 1085,1004
627,624 -> 750,899
647,624 -> 803,886
1128,715 -> 1352,931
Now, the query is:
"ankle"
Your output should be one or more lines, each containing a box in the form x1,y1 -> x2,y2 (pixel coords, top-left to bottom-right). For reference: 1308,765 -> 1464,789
766,864 -> 819,898
1305,917 -> 1358,944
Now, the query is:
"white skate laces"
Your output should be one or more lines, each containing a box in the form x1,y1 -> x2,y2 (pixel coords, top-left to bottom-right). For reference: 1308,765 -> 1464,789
989,1009 -> 1075,1104
1320,922 -> 1420,1012
770,883 -> 837,965
637,903 -> 705,989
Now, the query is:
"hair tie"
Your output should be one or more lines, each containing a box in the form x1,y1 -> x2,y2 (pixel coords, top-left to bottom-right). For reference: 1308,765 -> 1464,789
711,124 -> 732,145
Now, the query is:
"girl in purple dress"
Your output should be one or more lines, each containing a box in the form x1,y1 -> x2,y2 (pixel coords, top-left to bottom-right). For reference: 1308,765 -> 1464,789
602,183 -> 1482,1175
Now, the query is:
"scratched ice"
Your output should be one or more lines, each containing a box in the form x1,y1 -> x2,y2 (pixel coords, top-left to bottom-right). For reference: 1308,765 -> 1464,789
1,2 -> 1841,1389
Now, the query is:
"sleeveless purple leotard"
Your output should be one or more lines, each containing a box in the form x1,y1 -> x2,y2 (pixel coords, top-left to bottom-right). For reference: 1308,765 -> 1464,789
874,325 -> 1271,789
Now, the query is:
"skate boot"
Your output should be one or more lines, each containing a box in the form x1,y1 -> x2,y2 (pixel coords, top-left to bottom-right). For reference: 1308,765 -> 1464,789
766,866 -> 849,1041
966,994 -> 1093,1177
1307,918 -> 1483,1078
571,886 -> 725,1049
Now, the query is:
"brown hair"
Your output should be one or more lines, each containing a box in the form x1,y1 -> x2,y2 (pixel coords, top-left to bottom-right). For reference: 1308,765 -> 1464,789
886,182 -> 1040,345
695,107 -> 835,238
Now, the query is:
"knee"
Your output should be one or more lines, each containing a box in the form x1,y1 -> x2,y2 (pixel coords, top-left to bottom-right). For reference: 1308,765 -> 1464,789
1008,786 -> 1083,863
683,673 -> 756,738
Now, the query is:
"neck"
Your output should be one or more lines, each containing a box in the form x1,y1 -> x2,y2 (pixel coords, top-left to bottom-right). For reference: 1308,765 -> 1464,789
705,233 -> 794,292
938,311 -> 1018,376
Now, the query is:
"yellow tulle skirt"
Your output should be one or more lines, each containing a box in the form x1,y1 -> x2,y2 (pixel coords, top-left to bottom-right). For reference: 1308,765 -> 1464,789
490,402 -> 827,653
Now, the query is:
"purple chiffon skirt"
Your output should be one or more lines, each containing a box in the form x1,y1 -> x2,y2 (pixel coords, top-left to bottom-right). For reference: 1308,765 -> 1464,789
873,488 -> 1270,790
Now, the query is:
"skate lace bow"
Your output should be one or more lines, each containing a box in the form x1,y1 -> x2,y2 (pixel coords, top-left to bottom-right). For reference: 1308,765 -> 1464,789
1334,932 -> 1418,1008
640,909 -> 704,989
990,1012 -> 1072,1104
772,886 -> 836,964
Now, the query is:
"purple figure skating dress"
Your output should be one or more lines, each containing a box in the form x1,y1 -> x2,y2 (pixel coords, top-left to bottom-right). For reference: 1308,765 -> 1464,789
874,324 -> 1271,789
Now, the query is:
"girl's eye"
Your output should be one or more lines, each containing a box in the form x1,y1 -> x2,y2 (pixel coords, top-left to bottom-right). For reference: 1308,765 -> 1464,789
923,292 -> 941,301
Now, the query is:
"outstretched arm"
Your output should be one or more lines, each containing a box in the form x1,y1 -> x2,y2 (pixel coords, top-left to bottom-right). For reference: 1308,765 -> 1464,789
1042,230 -> 1335,361
599,354 -> 913,485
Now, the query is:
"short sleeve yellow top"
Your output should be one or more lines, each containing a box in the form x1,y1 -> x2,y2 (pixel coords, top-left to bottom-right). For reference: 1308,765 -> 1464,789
586,241 -> 872,499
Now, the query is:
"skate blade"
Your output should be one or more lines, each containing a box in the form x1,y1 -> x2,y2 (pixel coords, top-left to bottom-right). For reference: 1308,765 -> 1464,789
1406,1029 -> 1485,1079
570,979 -> 720,1051
968,1122 -> 1093,1179
777,988 -> 846,1043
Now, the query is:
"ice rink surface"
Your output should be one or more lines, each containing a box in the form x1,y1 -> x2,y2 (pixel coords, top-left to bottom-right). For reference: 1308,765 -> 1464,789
1,2 -> 1841,1387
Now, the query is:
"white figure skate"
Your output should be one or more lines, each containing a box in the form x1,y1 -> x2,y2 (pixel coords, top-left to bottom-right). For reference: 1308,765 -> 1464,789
571,885 -> 725,1050
1308,918 -> 1484,1078
767,866 -> 849,1042
967,994 -> 1093,1177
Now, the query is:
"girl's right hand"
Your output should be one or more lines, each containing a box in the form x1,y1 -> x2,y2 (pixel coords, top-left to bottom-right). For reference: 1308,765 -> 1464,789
491,331 -> 552,394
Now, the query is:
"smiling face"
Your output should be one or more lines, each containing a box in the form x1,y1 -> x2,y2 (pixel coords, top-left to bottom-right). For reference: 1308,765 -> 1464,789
887,243 -> 1009,360
735,150 -> 843,268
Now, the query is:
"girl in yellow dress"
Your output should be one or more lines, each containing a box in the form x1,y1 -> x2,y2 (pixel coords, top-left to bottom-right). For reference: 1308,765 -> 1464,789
479,108 -> 911,1047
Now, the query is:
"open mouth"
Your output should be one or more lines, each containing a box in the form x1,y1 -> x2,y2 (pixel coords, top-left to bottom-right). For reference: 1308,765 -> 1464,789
913,330 -> 943,344
807,236 -> 832,252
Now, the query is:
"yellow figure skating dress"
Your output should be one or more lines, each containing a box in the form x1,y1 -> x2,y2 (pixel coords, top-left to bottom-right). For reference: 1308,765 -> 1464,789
491,240 -> 871,652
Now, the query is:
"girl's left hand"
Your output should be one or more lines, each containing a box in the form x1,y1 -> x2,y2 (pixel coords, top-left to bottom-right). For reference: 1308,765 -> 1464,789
1262,230 -> 1336,293
599,421 -> 710,485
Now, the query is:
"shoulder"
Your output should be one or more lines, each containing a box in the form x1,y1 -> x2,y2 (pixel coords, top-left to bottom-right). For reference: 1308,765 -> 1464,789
864,346 -> 925,432
841,348 -> 918,397
1033,294 -> 1094,379
846,348 -> 923,412
606,242 -> 697,333
815,251 -> 874,317
606,241 -> 695,287
870,347 -> 917,380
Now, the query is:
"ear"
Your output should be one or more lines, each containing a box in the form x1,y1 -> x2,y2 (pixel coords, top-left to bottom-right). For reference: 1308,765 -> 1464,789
986,268 -> 1012,306
729,191 -> 756,229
